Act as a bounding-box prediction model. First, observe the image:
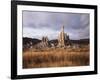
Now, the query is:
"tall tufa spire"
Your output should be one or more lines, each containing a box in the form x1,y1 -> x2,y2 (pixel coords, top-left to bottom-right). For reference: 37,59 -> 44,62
58,25 -> 65,47
62,25 -> 64,32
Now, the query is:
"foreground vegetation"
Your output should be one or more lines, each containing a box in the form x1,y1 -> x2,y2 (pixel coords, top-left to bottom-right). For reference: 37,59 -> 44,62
23,46 -> 89,68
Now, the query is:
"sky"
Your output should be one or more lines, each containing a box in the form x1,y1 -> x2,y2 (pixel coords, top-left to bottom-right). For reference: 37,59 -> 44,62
23,11 -> 90,40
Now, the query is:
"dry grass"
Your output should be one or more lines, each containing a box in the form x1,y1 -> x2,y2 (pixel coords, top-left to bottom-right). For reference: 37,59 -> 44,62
23,46 -> 89,68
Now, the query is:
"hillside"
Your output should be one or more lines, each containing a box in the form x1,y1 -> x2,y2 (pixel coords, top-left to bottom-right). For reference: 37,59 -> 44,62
23,37 -> 89,46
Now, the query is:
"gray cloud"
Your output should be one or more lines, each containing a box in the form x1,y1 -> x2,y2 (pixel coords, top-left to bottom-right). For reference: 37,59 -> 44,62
23,11 -> 90,40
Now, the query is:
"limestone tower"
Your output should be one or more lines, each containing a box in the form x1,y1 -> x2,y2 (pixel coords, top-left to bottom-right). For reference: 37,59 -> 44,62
42,36 -> 49,47
58,25 -> 65,47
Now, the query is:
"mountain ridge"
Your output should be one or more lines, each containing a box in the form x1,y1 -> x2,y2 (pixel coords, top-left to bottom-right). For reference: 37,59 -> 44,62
23,37 -> 89,45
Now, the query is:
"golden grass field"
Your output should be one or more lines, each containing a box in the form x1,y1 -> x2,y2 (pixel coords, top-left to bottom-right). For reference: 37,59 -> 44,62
23,46 -> 89,68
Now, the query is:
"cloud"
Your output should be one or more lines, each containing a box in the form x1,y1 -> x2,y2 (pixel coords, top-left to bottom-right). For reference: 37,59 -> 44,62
23,27 -> 59,40
23,11 -> 90,40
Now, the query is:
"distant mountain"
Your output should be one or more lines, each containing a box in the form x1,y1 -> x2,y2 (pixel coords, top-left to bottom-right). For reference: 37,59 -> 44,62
70,39 -> 89,44
23,37 -> 89,52
23,37 -> 41,45
23,37 -> 89,46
